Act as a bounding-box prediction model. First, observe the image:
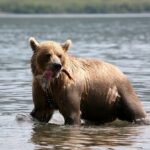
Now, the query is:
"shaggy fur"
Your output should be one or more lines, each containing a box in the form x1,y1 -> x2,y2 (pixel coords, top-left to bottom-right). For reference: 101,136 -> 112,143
29,37 -> 147,125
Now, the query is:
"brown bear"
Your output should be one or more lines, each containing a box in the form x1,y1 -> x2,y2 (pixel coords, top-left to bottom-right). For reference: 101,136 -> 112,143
29,37 -> 147,125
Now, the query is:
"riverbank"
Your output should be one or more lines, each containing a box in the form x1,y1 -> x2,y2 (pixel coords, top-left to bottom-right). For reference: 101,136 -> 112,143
1,13 -> 150,18
0,0 -> 150,14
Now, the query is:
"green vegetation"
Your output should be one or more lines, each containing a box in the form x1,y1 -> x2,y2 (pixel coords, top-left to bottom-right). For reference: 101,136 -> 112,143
0,0 -> 150,14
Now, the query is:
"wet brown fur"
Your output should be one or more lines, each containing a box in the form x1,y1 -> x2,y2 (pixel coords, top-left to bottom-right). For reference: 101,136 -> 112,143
30,38 -> 147,125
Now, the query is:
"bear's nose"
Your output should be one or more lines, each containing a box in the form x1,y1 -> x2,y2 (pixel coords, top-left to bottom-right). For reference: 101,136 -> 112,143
53,63 -> 62,71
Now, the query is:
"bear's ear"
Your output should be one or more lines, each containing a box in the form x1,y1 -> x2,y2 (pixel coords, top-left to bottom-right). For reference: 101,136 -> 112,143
29,37 -> 39,52
61,39 -> 72,52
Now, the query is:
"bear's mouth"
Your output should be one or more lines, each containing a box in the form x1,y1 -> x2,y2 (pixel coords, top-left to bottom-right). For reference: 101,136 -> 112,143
43,69 -> 60,81
43,68 -> 73,81
43,70 -> 53,80
36,68 -> 73,91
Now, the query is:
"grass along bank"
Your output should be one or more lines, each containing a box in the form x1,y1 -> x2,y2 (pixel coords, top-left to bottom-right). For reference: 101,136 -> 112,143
0,0 -> 150,14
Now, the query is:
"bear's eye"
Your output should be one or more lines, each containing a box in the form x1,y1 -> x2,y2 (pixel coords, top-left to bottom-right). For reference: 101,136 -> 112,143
45,53 -> 51,60
58,54 -> 62,59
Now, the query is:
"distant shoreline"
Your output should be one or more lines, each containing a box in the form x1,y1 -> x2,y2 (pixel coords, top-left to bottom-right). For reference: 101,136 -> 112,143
1,13 -> 150,18
1,0 -> 150,14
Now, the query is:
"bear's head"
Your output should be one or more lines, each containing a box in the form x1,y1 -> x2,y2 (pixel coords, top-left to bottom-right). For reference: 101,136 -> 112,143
29,37 -> 72,81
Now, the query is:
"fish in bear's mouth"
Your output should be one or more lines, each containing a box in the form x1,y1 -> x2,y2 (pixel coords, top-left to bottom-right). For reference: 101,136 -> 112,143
36,68 -> 73,91
43,68 -> 73,81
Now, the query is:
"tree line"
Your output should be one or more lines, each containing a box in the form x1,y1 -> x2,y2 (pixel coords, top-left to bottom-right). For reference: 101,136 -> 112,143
0,0 -> 150,14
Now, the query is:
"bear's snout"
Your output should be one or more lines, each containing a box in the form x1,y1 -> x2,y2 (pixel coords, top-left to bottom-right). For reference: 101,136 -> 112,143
52,63 -> 62,72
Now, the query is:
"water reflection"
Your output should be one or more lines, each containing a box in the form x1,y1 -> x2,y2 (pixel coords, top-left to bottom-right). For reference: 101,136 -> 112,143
31,122 -> 143,149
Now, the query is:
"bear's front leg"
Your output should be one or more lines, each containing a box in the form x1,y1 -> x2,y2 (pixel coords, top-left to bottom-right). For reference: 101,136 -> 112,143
60,89 -> 81,125
64,110 -> 81,125
30,79 -> 54,123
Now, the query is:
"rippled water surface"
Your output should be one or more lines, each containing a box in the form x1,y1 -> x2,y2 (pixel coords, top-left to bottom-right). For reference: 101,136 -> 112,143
0,14 -> 150,150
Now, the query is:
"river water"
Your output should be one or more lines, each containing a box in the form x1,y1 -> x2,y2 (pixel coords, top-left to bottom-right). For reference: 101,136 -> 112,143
0,14 -> 150,150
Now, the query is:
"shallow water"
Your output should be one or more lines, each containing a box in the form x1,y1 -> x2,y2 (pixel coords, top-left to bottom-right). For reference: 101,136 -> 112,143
0,14 -> 150,150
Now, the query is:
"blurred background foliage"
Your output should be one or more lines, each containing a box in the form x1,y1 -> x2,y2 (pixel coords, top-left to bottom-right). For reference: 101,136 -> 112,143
0,0 -> 150,14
